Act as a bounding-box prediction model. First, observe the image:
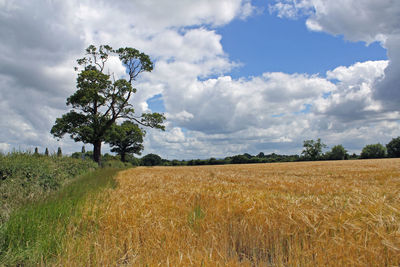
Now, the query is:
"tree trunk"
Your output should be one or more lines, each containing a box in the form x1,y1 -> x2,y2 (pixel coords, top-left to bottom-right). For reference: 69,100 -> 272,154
93,140 -> 102,164
121,152 -> 126,162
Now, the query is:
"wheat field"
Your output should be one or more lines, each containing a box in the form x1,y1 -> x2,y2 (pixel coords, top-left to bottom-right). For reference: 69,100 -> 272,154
58,159 -> 400,266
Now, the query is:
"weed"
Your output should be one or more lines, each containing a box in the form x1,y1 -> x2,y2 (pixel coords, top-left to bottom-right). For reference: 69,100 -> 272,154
0,168 -> 118,266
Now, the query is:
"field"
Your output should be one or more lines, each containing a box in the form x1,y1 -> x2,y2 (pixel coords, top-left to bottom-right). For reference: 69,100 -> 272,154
58,159 -> 400,266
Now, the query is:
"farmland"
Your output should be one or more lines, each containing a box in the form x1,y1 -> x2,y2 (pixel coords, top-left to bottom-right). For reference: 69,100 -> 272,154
57,159 -> 400,266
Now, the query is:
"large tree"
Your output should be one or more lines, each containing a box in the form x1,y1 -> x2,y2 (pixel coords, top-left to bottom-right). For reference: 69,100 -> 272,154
51,45 -> 165,163
301,138 -> 326,160
106,121 -> 144,162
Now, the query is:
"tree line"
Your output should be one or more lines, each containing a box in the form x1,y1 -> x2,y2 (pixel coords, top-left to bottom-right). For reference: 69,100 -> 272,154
146,136 -> 400,166
64,136 -> 400,167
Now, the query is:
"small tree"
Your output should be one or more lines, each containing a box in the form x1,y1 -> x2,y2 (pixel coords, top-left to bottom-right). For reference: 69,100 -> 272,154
360,144 -> 386,159
328,144 -> 348,160
141,153 -> 162,166
257,152 -> 265,158
51,45 -> 165,164
386,137 -> 400,158
106,121 -> 145,162
57,147 -> 62,157
34,147 -> 39,155
301,138 -> 326,160
45,147 -> 49,156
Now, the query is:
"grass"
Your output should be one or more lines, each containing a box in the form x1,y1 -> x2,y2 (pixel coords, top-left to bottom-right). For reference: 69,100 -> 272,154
57,159 -> 400,266
0,168 -> 119,266
0,152 -> 98,223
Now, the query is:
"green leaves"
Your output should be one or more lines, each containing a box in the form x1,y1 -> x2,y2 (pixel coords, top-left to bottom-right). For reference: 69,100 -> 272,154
106,121 -> 145,161
68,68 -> 110,110
386,136 -> 400,158
51,111 -> 88,140
361,144 -> 386,159
302,138 -> 326,160
116,47 -> 153,71
141,112 -> 166,130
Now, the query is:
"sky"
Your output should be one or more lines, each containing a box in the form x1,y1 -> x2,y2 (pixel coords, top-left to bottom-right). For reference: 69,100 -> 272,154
0,0 -> 399,159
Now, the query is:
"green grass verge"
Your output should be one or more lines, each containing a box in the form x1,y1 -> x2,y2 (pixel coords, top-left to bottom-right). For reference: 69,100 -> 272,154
0,153 -> 98,223
0,168 -> 119,266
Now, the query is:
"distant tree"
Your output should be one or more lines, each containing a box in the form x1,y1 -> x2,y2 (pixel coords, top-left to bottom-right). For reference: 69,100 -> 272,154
128,155 -> 140,166
171,159 -> 181,166
106,121 -> 145,162
257,152 -> 265,158
386,137 -> 400,158
50,45 -> 165,164
243,153 -> 252,159
141,153 -> 162,166
349,153 -> 358,159
360,144 -> 386,159
44,147 -> 49,156
231,155 -> 249,164
208,158 -> 217,165
34,147 -> 39,155
301,138 -> 326,160
57,147 -> 62,157
328,145 -> 348,160
248,157 -> 262,163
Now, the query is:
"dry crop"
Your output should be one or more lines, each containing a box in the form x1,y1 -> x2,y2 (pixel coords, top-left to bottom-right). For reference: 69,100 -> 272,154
58,159 -> 400,266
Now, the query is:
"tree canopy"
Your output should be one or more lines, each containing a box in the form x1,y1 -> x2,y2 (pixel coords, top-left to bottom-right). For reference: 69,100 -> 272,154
360,144 -> 386,159
386,136 -> 400,158
50,45 -> 165,163
301,138 -> 326,160
141,153 -> 163,166
106,121 -> 144,162
327,144 -> 348,160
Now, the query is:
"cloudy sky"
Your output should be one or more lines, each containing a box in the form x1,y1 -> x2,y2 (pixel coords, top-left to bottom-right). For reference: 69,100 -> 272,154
0,0 -> 399,159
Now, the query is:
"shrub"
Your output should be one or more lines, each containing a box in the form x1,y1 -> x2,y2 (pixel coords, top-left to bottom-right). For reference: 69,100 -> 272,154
0,153 -> 97,223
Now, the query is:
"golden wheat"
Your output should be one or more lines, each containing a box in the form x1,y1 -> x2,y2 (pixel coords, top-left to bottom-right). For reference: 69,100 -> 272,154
57,159 -> 400,266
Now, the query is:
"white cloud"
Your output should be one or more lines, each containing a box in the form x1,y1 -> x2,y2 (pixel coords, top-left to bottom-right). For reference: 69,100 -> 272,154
270,0 -> 400,113
0,143 -> 10,153
143,59 -> 400,159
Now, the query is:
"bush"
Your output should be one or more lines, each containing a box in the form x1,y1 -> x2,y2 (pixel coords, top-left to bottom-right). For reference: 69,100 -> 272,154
0,153 -> 97,223
360,144 -> 386,159
386,137 -> 400,158
0,168 -> 118,265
